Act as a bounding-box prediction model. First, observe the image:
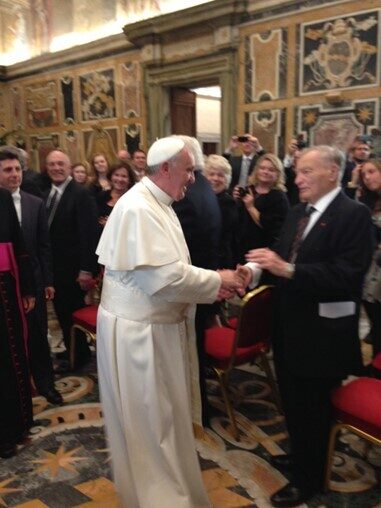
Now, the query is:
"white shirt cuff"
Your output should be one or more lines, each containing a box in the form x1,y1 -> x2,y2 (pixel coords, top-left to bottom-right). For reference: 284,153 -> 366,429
245,262 -> 262,288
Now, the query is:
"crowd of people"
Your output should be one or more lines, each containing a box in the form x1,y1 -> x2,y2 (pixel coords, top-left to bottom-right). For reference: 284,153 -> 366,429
0,133 -> 380,508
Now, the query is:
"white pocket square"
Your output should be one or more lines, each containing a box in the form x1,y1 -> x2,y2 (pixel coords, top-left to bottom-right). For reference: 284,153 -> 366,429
319,301 -> 355,319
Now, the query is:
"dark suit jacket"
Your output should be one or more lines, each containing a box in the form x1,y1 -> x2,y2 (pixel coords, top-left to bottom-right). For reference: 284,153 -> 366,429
173,171 -> 221,270
271,191 -> 372,378
21,169 -> 43,198
20,191 -> 53,289
44,180 -> 98,284
224,150 -> 264,190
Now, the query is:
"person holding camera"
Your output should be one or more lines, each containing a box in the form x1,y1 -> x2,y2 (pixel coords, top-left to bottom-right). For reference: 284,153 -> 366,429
233,153 -> 289,264
283,136 -> 306,205
223,133 -> 265,190
342,136 -> 372,197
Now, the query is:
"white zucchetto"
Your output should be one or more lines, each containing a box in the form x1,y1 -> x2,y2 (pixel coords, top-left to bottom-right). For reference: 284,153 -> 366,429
147,137 -> 185,166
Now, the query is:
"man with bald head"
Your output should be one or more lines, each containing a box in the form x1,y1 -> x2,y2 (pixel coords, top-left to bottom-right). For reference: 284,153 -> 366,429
96,136 -> 243,507
44,150 -> 98,371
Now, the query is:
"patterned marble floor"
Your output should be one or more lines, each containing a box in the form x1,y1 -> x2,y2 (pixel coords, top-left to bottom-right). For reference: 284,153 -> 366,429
0,361 -> 380,508
0,308 -> 380,507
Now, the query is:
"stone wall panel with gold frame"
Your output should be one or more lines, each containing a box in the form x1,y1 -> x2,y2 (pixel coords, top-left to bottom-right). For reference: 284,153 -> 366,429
124,122 -> 143,156
64,129 -> 81,164
244,29 -> 287,104
300,10 -> 379,95
79,68 -> 117,122
11,86 -> 24,129
0,84 -> 9,132
60,76 -> 76,124
297,99 -> 379,153
245,109 -> 285,156
30,133 -> 61,171
120,61 -> 141,118
25,80 -> 60,129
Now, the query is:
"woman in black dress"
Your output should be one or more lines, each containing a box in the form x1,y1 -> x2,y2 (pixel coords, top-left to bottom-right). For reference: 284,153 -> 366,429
0,187 -> 35,458
204,154 -> 239,268
358,158 -> 381,357
96,160 -> 136,229
88,153 -> 111,196
233,153 -> 289,263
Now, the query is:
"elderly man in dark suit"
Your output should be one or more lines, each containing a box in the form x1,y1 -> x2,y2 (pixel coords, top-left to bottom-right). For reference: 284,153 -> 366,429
173,136 -> 221,426
44,150 -> 98,372
242,145 -> 373,507
0,148 -> 62,405
224,133 -> 265,190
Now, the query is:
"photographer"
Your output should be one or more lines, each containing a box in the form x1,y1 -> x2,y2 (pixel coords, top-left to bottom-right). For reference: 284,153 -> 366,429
223,133 -> 265,190
283,136 -> 306,205
342,136 -> 372,198
233,153 -> 289,263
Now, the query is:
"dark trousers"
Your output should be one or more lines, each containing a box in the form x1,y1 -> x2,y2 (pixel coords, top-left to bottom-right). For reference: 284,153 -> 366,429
53,280 -> 90,363
277,368 -> 341,492
27,287 -> 55,393
195,303 -> 212,427
362,300 -> 381,357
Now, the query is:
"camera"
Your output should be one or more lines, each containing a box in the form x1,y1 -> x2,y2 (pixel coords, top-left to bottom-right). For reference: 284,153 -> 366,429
296,134 -> 306,150
238,186 -> 248,198
237,136 -> 249,142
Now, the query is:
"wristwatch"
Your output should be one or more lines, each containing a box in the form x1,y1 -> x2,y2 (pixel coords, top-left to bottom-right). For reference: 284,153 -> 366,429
284,263 -> 295,279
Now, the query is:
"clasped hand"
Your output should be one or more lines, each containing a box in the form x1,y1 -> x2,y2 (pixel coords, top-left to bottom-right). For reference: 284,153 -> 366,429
217,267 -> 250,300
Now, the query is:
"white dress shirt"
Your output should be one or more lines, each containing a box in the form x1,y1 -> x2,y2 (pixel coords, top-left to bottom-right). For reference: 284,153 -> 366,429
11,188 -> 22,224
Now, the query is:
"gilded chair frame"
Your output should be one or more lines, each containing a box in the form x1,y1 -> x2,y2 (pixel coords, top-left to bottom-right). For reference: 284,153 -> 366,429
211,285 -> 282,441
70,323 -> 96,370
325,421 -> 381,491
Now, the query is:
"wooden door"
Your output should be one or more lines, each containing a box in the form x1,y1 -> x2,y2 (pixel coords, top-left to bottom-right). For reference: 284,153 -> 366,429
170,87 -> 196,136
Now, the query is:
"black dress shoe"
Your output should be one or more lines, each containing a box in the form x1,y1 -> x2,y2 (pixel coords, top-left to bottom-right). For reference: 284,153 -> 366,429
270,454 -> 294,471
0,444 -> 17,459
270,482 -> 314,508
41,388 -> 63,405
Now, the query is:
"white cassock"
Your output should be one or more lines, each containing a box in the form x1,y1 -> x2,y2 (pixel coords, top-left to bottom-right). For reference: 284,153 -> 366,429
96,177 -> 220,508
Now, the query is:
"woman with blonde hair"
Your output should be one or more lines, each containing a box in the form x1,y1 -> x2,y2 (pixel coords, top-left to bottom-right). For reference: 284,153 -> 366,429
233,153 -> 289,263
204,154 -> 239,268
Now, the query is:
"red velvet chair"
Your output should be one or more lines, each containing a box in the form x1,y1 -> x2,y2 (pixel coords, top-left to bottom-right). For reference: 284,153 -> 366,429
70,305 -> 98,369
325,377 -> 381,490
372,352 -> 381,372
204,285 -> 281,440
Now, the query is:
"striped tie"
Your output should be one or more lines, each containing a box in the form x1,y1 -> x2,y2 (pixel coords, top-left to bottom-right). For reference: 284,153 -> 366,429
46,189 -> 58,227
288,205 -> 315,262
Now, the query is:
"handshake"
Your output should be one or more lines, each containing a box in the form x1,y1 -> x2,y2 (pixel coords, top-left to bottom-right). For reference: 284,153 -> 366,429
216,265 -> 252,301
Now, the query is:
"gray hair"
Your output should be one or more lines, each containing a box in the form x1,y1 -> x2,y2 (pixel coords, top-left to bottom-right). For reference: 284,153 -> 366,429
172,135 -> 204,171
301,145 -> 345,181
204,154 -> 232,188
146,149 -> 184,176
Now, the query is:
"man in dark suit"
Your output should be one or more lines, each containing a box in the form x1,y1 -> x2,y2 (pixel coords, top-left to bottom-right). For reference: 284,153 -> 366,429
0,148 -> 62,405
173,135 -> 221,426
223,133 -> 265,190
44,150 -> 98,371
242,146 -> 373,506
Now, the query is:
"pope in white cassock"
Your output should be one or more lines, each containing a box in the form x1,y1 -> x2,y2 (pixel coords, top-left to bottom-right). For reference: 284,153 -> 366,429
96,137 -> 243,508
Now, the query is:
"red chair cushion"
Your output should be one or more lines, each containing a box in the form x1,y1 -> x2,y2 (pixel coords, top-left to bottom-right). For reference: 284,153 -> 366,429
72,305 -> 98,333
372,352 -> 381,372
228,317 -> 238,329
205,326 -> 267,370
331,377 -> 381,440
